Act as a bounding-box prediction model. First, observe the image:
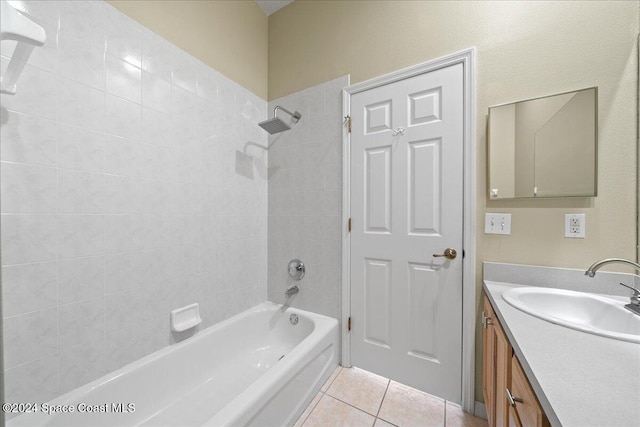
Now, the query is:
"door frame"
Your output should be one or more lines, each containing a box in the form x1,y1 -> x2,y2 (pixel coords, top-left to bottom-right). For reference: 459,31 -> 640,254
341,47 -> 477,412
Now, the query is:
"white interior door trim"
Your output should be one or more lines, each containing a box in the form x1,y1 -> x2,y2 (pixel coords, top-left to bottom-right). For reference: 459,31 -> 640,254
341,47 -> 477,412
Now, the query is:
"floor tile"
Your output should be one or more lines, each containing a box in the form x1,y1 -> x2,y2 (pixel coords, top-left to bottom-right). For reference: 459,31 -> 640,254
326,367 -> 389,415
293,391 -> 324,427
445,401 -> 488,427
303,394 -> 375,427
321,365 -> 342,392
374,418 -> 397,427
378,381 -> 445,427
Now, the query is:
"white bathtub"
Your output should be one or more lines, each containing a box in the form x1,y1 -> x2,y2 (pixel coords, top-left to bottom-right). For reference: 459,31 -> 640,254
9,302 -> 339,427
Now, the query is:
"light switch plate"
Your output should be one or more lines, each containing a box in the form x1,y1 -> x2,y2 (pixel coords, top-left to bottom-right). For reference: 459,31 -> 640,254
485,213 -> 511,235
565,214 -> 586,238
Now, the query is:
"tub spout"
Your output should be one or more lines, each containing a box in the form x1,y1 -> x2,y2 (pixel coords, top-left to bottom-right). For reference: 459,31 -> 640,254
285,285 -> 299,298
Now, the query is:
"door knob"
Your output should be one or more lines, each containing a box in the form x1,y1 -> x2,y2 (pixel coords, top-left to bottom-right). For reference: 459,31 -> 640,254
433,248 -> 457,260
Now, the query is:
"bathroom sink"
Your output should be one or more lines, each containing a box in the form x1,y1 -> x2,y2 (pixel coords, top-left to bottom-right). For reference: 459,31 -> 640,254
502,287 -> 640,343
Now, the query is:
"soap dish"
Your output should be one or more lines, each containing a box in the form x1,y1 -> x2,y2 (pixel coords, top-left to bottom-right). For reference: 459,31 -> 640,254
170,303 -> 202,332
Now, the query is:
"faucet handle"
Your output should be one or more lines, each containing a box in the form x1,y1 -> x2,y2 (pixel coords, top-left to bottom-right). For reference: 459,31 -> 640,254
619,283 -> 640,305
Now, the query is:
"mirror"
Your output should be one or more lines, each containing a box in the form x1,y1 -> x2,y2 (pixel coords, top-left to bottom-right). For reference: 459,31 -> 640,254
488,87 -> 597,199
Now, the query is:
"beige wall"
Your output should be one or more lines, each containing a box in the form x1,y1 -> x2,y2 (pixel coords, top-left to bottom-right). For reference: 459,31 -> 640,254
107,0 -> 268,99
269,0 -> 639,402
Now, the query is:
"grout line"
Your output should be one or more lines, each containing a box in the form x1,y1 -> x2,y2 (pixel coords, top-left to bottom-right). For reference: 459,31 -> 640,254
375,416 -> 399,427
443,399 -> 447,427
298,391 -> 324,427
323,366 -> 342,391
324,393 -> 380,418
375,379 -> 390,418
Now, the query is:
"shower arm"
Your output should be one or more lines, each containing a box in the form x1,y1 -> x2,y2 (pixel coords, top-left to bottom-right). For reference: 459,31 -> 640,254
273,106 -> 301,122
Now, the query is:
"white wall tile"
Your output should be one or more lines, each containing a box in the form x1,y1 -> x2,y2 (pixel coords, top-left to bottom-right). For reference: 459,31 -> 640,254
105,252 -> 141,294
3,308 -> 58,368
141,31 -> 173,82
104,214 -> 143,254
58,35 -> 106,90
58,170 -> 105,214
142,71 -> 171,113
172,49 -> 198,93
104,290 -> 133,334
59,256 -> 105,305
140,180 -> 170,214
58,215 -> 104,259
104,135 -> 140,177
138,143 -> 170,181
104,175 -> 141,214
105,5 -> 142,67
58,78 -> 105,131
58,297 -> 105,348
0,112 -> 57,167
59,0 -> 105,49
106,54 -> 141,103
2,261 -> 57,317
1,214 -> 57,265
12,0 -> 60,27
58,124 -> 105,173
105,94 -> 141,139
196,64 -> 219,101
141,107 -> 173,147
1,162 -> 57,213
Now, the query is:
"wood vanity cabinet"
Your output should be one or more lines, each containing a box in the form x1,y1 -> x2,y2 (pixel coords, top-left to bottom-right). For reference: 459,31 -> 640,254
483,295 -> 550,427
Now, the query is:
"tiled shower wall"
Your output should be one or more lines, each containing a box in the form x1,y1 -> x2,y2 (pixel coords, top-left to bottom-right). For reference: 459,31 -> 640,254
0,0 -> 267,408
267,76 -> 348,321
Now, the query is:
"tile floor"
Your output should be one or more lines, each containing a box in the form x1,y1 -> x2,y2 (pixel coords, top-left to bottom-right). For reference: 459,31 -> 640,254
294,367 -> 488,427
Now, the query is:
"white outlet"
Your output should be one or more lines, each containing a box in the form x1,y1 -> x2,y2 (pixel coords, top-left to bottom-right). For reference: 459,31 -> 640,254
485,213 -> 511,235
565,214 -> 586,238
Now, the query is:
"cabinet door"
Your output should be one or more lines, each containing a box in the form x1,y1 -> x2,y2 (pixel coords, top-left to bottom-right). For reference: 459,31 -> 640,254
494,314 -> 512,427
507,355 -> 550,427
483,297 -> 496,427
483,295 -> 512,427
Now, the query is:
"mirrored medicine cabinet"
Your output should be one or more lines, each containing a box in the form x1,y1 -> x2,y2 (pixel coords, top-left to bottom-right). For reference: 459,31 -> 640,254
487,87 -> 598,199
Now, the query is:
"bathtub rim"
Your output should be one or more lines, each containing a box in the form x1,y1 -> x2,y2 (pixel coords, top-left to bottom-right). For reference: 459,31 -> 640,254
206,308 -> 339,426
7,301 -> 338,426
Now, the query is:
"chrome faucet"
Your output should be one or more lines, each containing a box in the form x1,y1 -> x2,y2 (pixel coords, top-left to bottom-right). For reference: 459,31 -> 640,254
584,258 -> 640,277
285,285 -> 299,298
618,283 -> 640,316
585,258 -> 640,316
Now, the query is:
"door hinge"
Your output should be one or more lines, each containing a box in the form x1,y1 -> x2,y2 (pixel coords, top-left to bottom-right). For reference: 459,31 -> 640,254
344,115 -> 352,133
348,217 -> 351,232
348,316 -> 352,331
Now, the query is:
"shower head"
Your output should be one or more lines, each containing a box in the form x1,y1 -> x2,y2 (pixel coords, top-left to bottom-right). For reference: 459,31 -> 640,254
258,105 -> 302,134
258,117 -> 291,134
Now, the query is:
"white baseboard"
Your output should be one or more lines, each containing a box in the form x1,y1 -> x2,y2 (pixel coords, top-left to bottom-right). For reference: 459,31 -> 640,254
474,401 -> 487,420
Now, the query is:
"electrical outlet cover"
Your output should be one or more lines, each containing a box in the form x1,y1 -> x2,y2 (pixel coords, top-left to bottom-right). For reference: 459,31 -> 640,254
565,214 -> 586,238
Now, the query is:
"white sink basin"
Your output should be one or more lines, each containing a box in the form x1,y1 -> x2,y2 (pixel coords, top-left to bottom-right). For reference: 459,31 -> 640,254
502,287 -> 640,343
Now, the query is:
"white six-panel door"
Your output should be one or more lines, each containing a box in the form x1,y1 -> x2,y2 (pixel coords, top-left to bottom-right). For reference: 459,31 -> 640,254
350,63 -> 463,402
